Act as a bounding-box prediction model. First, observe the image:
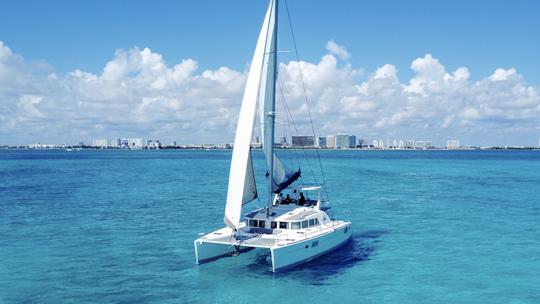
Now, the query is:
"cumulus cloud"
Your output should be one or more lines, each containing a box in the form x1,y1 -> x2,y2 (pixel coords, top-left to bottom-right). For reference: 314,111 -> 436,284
0,40 -> 539,146
325,40 -> 350,61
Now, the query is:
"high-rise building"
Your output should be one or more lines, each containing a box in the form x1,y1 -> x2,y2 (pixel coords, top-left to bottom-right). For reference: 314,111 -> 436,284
127,138 -> 143,149
92,139 -> 109,148
335,135 -> 350,149
358,139 -> 368,148
326,135 -> 336,149
378,139 -> 385,149
317,136 -> 327,148
349,135 -> 357,148
373,140 -> 379,148
291,136 -> 315,147
447,139 -> 460,149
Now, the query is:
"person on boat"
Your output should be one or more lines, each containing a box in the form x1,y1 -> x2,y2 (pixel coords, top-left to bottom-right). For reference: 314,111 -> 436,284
284,194 -> 292,204
292,189 -> 299,203
277,193 -> 283,205
298,192 -> 306,206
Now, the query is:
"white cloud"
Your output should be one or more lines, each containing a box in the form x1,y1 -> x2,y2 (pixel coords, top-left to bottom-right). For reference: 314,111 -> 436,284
325,40 -> 350,60
0,40 -> 539,146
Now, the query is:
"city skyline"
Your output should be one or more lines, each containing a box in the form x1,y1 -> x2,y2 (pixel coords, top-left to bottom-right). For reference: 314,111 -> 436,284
1,1 -> 540,146
6,133 -> 540,150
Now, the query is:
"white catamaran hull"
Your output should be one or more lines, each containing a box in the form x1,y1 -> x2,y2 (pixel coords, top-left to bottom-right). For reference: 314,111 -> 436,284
194,222 -> 352,272
271,223 -> 352,272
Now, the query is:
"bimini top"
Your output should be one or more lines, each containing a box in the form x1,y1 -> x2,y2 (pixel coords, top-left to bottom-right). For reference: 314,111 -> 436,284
299,186 -> 321,191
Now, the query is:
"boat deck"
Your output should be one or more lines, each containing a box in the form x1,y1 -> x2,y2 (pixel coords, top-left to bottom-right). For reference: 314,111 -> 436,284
196,221 -> 349,249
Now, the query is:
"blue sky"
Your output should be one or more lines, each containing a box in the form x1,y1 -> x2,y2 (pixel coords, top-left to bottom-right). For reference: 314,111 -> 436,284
2,0 -> 539,83
1,0 -> 539,145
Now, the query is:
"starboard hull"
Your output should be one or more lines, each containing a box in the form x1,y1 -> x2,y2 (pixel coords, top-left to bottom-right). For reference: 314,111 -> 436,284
270,222 -> 352,272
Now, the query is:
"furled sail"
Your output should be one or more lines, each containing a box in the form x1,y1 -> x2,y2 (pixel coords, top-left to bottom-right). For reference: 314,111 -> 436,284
223,0 -> 274,230
272,156 -> 301,193
258,0 -> 301,196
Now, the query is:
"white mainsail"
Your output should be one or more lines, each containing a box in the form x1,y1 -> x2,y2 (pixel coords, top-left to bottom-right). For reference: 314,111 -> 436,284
258,0 -> 300,196
224,0 -> 275,229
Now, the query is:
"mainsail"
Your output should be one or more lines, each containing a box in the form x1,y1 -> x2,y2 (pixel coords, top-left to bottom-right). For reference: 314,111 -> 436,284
258,0 -> 300,197
223,0 -> 274,229
224,0 -> 300,229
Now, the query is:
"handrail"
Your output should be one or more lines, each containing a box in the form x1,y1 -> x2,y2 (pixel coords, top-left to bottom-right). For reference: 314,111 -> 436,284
272,222 -> 344,246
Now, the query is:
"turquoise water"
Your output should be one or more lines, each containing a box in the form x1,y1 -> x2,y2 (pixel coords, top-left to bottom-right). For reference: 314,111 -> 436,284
1,149 -> 539,303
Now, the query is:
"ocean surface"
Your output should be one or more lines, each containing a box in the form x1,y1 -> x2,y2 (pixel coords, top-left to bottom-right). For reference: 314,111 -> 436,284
1,149 -> 539,304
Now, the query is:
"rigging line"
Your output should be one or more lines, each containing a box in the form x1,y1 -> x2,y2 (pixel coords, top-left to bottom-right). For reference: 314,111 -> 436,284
276,78 -> 302,171
276,74 -> 315,179
284,0 -> 329,201
277,76 -> 318,184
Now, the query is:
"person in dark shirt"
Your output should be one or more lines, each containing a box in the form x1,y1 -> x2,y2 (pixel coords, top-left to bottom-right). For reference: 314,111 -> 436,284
298,192 -> 306,206
284,194 -> 292,204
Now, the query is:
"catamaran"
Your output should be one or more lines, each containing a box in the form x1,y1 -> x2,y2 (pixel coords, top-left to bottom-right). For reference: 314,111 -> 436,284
194,0 -> 352,272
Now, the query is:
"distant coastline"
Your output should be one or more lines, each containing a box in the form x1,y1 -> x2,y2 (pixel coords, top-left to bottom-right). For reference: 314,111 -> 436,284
1,145 -> 539,151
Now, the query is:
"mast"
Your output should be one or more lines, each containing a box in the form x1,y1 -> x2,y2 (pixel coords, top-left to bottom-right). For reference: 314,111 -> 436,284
264,0 -> 278,214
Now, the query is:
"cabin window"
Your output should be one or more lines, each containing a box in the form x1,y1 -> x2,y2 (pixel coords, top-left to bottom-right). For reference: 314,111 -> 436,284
301,220 -> 308,228
291,222 -> 300,229
315,218 -> 320,226
279,222 -> 288,229
271,221 -> 277,229
258,220 -> 265,228
248,220 -> 257,227
308,219 -> 315,226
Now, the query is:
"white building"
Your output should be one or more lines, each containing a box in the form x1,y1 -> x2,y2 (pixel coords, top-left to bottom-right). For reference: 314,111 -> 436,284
404,139 -> 415,149
373,140 -> 379,148
326,135 -> 336,149
378,139 -> 385,149
127,138 -> 144,149
146,139 -> 161,149
398,139 -> 404,149
92,139 -> 109,148
447,139 -> 460,149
